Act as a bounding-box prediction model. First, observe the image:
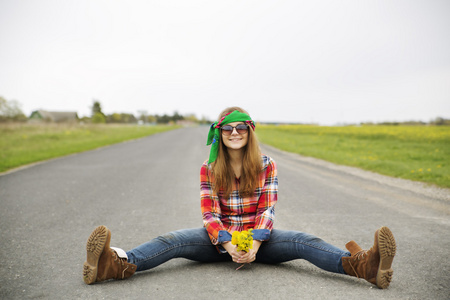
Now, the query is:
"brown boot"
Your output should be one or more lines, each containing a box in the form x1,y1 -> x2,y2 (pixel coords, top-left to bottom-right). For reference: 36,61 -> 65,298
342,226 -> 396,289
83,225 -> 137,284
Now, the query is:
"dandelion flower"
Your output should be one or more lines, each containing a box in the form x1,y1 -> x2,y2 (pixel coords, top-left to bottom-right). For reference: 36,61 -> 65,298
231,229 -> 253,252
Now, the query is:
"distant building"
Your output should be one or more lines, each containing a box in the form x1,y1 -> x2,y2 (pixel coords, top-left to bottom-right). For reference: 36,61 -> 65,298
29,110 -> 78,123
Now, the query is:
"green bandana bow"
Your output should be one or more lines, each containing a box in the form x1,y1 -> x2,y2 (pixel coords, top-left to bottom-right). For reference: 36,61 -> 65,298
206,110 -> 255,164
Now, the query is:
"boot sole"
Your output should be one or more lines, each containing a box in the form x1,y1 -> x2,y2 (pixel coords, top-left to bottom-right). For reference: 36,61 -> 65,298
376,226 -> 396,289
83,225 -> 110,285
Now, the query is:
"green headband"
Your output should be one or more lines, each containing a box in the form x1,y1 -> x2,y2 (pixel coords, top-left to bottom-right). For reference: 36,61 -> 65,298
206,110 -> 255,164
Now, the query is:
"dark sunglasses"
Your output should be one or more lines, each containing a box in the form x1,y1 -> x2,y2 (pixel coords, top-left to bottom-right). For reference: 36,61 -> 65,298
221,124 -> 249,136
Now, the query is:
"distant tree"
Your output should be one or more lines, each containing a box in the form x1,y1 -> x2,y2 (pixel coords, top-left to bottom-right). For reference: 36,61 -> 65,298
156,114 -> 170,124
131,112 -> 207,125
0,96 -> 27,122
108,113 -> 122,123
91,100 -> 106,123
146,115 -> 157,124
184,114 -> 199,123
106,113 -> 137,124
172,111 -> 184,122
0,97 -> 6,111
431,117 -> 450,126
120,113 -> 137,123
80,116 -> 91,123
92,112 -> 106,123
91,100 -> 104,116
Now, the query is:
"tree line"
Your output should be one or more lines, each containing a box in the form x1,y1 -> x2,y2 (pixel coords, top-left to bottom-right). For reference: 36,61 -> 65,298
0,97 -> 211,124
1,96 -> 449,126
88,101 -> 210,124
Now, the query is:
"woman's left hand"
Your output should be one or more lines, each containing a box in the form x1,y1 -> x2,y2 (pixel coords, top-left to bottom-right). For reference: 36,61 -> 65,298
237,249 -> 257,264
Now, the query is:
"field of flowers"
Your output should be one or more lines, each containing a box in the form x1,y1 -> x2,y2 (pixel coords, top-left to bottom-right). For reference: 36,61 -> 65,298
256,125 -> 450,188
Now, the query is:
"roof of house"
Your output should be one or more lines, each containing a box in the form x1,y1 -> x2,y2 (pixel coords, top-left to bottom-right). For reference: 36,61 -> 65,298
31,110 -> 78,122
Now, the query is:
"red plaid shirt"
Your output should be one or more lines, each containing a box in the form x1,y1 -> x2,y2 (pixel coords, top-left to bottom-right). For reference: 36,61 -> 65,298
200,155 -> 278,245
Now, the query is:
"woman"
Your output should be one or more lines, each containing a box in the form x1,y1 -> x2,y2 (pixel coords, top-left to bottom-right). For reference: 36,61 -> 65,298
83,107 -> 396,289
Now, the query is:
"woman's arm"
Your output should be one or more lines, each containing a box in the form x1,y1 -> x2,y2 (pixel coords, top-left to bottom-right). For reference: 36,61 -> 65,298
253,157 -> 278,239
200,163 -> 230,245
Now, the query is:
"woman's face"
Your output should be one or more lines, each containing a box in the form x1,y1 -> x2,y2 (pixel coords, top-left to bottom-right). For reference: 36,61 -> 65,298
221,121 -> 249,151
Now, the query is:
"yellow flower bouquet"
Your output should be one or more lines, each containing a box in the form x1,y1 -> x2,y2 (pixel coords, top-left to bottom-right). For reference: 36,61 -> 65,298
231,229 -> 253,270
232,229 -> 254,252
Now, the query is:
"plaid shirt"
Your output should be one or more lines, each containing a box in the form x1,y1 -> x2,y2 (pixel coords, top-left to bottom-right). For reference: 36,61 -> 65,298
200,155 -> 278,245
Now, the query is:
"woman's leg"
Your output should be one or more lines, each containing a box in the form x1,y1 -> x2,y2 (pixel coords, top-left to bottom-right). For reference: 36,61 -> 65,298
127,228 -> 231,271
255,229 -> 350,274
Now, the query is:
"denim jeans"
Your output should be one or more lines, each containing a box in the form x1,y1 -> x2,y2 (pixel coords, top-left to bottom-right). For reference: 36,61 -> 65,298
126,228 -> 350,274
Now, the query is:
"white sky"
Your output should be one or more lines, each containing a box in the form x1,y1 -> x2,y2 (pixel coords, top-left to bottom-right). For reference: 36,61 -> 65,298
1,0 -> 449,125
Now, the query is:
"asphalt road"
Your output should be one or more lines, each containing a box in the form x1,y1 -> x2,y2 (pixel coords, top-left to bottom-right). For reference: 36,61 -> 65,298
1,127 -> 449,300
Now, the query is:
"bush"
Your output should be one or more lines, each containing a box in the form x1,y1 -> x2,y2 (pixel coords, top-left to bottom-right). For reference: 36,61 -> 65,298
92,112 -> 106,124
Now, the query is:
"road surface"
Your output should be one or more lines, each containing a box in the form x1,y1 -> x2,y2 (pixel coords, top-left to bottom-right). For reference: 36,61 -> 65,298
1,127 -> 449,299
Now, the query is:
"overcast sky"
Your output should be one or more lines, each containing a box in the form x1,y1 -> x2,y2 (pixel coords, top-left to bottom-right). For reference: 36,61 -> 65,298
1,0 -> 449,125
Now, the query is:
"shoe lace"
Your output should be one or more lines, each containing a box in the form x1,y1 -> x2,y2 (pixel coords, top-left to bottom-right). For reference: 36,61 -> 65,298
110,249 -> 130,279
354,250 -> 368,261
348,249 -> 371,278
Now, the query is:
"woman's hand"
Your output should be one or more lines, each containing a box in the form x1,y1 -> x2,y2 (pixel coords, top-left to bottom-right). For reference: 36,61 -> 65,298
222,240 -> 262,264
236,240 -> 262,263
222,242 -> 243,263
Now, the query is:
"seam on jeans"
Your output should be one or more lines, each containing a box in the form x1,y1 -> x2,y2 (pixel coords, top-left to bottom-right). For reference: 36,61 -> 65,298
134,242 -> 215,265
265,239 -> 345,255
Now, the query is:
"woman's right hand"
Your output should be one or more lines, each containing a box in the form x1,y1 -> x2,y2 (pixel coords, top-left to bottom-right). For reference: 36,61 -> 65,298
221,242 -> 244,263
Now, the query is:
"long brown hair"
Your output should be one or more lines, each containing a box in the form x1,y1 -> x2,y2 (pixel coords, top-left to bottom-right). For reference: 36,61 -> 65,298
211,107 -> 262,198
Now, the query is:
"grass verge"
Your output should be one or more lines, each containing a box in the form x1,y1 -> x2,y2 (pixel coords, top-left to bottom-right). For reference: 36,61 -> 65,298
256,125 -> 450,188
0,123 -> 178,173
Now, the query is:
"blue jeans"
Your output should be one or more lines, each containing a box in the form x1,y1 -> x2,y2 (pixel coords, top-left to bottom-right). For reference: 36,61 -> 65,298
127,228 -> 350,274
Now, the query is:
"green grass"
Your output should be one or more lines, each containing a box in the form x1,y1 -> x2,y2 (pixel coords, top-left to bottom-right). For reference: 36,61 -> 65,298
256,125 -> 450,188
0,123 -> 178,173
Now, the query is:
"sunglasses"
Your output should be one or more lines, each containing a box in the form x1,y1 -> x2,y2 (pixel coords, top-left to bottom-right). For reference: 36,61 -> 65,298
221,124 -> 249,136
